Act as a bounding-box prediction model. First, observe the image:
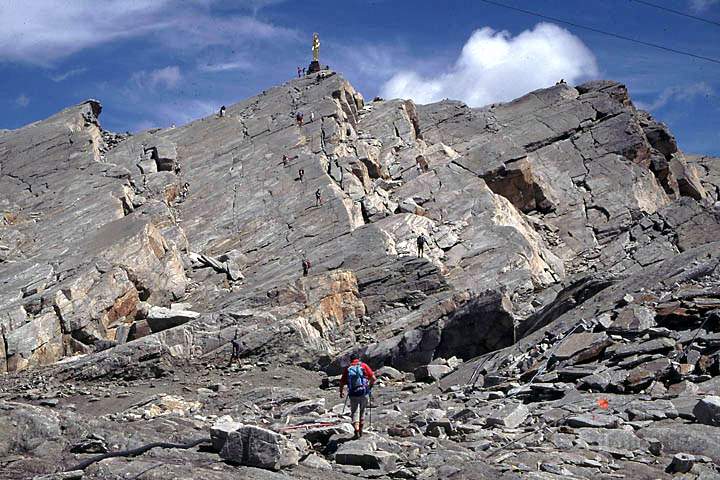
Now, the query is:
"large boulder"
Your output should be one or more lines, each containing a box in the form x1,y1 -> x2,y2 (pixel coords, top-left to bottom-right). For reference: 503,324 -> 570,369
414,364 -> 453,382
334,443 -> 398,471
639,423 -> 720,462
551,332 -> 612,364
219,425 -> 299,471
4,311 -> 62,371
609,305 -> 656,333
210,416 -> 243,452
693,397 -> 720,426
486,403 -> 529,429
145,306 -> 201,333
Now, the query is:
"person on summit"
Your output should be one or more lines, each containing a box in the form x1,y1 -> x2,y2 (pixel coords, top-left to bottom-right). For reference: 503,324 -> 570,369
417,233 -> 428,257
340,357 -> 376,439
219,105 -> 226,118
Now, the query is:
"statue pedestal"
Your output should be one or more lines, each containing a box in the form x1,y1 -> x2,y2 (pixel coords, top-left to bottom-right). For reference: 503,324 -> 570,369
307,61 -> 321,74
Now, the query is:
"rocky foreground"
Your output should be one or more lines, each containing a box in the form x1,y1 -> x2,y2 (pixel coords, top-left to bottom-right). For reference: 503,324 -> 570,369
1,71 -> 720,479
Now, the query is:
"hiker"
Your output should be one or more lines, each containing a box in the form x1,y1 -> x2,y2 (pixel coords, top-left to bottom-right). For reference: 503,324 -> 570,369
315,188 -> 322,207
310,111 -> 315,123
297,66 -> 302,78
417,233 -> 428,257
302,67 -> 306,76
282,154 -> 288,166
302,257 -> 311,277
219,105 -> 226,118
415,154 -> 428,173
296,111 -> 304,126
229,330 -> 242,365
340,357 -> 376,439
298,168 -> 305,181
179,182 -> 190,200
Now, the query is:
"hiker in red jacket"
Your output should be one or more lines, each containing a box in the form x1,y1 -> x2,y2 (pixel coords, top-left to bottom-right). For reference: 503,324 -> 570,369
340,357 -> 376,438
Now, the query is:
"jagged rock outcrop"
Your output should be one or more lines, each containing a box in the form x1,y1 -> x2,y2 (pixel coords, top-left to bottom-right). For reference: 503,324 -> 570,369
1,72 -> 569,373
1,71 -> 719,479
0,101 -> 187,372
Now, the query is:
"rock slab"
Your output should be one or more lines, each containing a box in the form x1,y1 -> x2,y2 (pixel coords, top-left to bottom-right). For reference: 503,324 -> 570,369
219,425 -> 299,471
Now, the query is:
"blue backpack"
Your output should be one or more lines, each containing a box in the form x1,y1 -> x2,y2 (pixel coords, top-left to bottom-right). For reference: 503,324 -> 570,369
347,364 -> 368,397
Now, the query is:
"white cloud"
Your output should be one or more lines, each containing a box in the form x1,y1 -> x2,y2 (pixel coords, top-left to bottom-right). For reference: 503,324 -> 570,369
0,1 -> 169,65
131,66 -> 183,90
50,67 -> 87,82
15,94 -> 29,107
689,0 -> 719,12
0,1 -> 294,66
380,23 -> 598,107
635,82 -> 715,111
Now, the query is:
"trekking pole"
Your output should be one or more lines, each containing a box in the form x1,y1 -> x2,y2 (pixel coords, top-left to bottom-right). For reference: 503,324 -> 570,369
341,395 -> 349,415
368,392 -> 373,431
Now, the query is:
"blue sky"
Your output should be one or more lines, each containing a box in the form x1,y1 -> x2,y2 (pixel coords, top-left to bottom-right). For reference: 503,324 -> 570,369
1,0 -> 718,155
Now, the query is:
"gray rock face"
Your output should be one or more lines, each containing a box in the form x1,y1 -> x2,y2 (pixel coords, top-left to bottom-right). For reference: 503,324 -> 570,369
0,101 -> 187,370
2,73 -> 718,378
687,154 -> 720,202
1,71 -> 720,480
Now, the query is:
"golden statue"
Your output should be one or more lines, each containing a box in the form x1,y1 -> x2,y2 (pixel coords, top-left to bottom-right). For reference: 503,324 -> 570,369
312,33 -> 320,62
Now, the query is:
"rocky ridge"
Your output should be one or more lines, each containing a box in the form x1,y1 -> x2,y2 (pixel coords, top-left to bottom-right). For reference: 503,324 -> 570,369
1,71 -> 719,479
